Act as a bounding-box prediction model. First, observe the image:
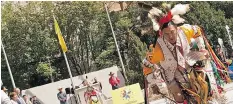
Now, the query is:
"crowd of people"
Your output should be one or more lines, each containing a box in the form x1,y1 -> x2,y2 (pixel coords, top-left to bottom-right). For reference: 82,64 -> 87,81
56,72 -> 121,104
1,78 -> 104,104
56,76 -> 103,104
1,72 -> 121,104
1,85 -> 41,104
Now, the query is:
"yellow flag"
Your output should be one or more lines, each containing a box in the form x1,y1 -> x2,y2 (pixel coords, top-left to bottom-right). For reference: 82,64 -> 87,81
111,83 -> 144,104
53,16 -> 68,52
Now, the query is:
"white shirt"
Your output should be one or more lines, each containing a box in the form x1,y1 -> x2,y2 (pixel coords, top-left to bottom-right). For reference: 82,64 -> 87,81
10,100 -> 18,104
1,90 -> 12,104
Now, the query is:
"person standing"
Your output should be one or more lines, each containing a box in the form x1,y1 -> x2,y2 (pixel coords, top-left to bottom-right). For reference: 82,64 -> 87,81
9,92 -> 18,104
1,80 -> 12,104
109,72 -> 120,90
23,95 -> 32,104
31,96 -> 40,104
82,80 -> 91,87
57,87 -> 67,104
14,88 -> 26,104
93,77 -> 102,90
84,86 -> 101,104
1,89 -> 12,104
1,86 -> 8,94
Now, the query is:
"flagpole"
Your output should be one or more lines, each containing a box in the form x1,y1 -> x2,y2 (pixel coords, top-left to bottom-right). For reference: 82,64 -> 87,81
52,15 -> 75,87
1,39 -> 16,88
62,52 -> 75,88
104,3 -> 128,82
63,50 -> 83,104
52,15 -> 80,104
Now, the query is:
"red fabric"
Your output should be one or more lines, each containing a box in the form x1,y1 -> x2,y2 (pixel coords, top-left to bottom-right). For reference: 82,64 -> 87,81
159,11 -> 172,27
183,100 -> 188,104
84,90 -> 97,100
109,76 -> 120,86
217,85 -> 224,94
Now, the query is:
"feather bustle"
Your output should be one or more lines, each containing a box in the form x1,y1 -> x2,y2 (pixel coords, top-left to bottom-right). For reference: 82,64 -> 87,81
171,4 -> 190,15
172,15 -> 185,24
149,7 -> 163,17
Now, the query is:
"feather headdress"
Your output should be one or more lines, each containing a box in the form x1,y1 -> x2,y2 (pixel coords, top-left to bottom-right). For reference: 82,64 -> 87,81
148,3 -> 190,32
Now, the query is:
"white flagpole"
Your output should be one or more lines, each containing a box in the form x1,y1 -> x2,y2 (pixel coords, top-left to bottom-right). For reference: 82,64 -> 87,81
1,39 -> 16,88
62,52 -> 75,89
63,51 -> 83,104
63,52 -> 81,104
104,3 -> 128,82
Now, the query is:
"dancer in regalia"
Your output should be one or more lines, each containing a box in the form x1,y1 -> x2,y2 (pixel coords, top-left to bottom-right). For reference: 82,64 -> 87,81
142,3 -> 223,103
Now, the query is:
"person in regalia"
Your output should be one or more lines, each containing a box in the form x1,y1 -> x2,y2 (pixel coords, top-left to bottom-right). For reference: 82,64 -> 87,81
142,3 -> 222,103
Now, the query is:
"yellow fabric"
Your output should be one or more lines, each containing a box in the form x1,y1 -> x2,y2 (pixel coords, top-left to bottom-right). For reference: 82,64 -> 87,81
180,26 -> 194,44
111,83 -> 144,104
179,26 -> 202,44
226,59 -> 232,65
197,73 -> 208,104
54,16 -> 68,52
187,70 -> 203,104
195,26 -> 202,38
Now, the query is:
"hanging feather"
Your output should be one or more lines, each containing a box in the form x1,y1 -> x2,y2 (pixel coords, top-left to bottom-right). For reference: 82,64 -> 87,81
171,4 -> 190,15
149,7 -> 163,17
147,13 -> 153,19
218,38 -> 224,49
172,15 -> 185,24
151,19 -> 160,31
148,13 -> 160,31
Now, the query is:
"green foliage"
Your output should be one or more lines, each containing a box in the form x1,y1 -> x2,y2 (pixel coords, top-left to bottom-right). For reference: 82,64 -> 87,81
208,1 -> 233,19
126,69 -> 144,88
1,1 -> 147,89
36,62 -> 54,77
